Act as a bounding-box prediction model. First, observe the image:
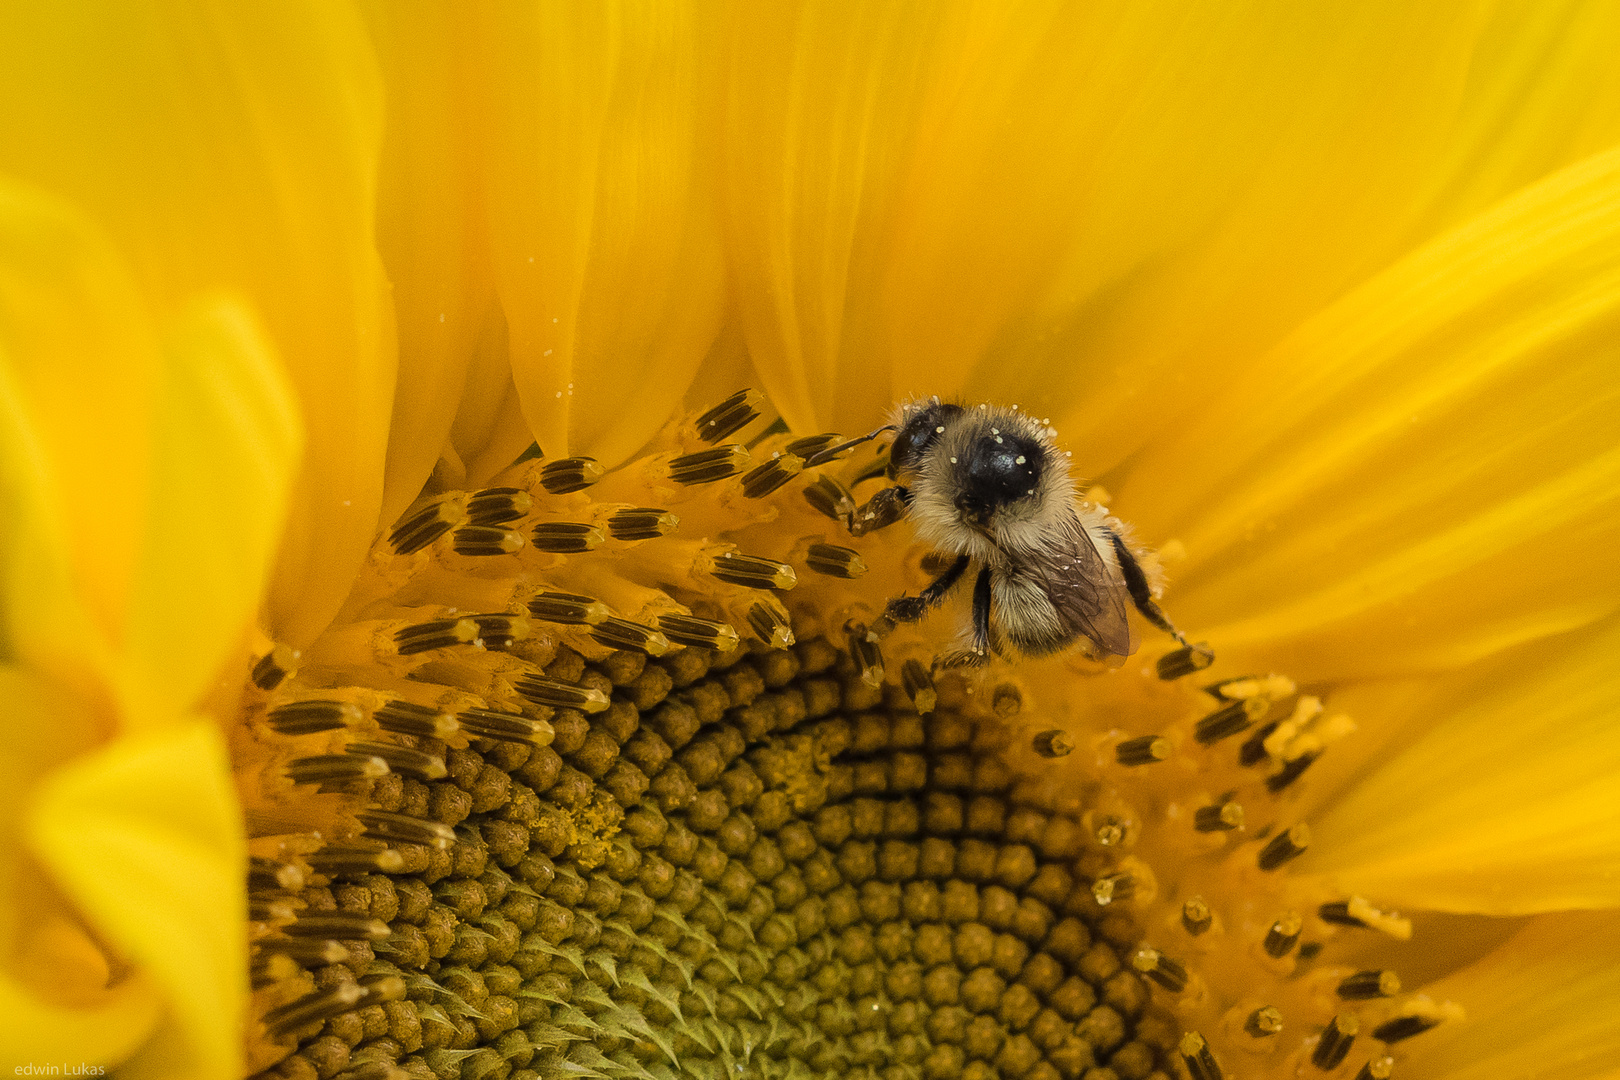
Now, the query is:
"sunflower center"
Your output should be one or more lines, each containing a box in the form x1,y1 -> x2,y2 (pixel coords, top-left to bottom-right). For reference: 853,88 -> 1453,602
239,395 -> 1447,1080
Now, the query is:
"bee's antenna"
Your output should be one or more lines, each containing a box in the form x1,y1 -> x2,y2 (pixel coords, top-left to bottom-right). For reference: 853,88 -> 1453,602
804,425 -> 896,467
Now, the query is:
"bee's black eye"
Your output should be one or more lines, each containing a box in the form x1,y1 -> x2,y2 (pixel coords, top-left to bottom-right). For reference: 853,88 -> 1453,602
956,430 -> 1043,514
888,403 -> 964,476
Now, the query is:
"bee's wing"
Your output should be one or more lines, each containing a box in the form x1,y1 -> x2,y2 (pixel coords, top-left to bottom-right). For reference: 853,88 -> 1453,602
1029,515 -> 1136,657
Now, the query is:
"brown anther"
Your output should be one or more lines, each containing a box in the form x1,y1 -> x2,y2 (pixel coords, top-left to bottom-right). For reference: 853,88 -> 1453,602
394,617 -> 481,655
373,701 -> 459,739
1179,1031 -> 1224,1080
1203,673 -> 1295,700
356,811 -> 456,850
1194,698 -> 1269,744
694,388 -> 763,443
802,474 -> 858,523
669,444 -> 751,484
656,614 -> 741,652
530,522 -> 604,554
1267,752 -> 1320,791
1319,897 -> 1412,939
1115,736 -> 1171,766
285,754 -> 389,786
249,952 -> 302,989
1263,911 -> 1303,958
1156,643 -> 1215,680
1338,969 -> 1401,999
257,937 -> 349,967
1181,897 -> 1213,936
388,498 -> 467,555
1091,873 -> 1134,906
1194,801 -> 1244,832
1032,730 -> 1073,759
511,674 -> 610,713
455,709 -> 554,746
357,974 -> 407,1004
248,895 -> 298,922
1372,1014 -> 1445,1043
901,659 -> 936,714
465,486 -> 532,526
1244,1007 -> 1283,1038
262,983 -> 365,1038
1258,823 -> 1311,870
605,506 -> 679,540
539,456 -> 604,494
527,590 -> 611,625
805,542 -> 868,578
741,453 -> 806,498
451,525 -> 525,556
1319,900 -> 1368,926
845,621 -> 884,689
251,644 -> 301,691
1130,946 -> 1188,992
304,848 -> 406,876
1357,1057 -> 1395,1080
464,613 -> 529,650
746,602 -> 795,648
785,432 -> 844,459
285,912 -> 391,941
344,742 -> 447,780
1312,1014 -> 1358,1070
589,617 -> 673,656
266,699 -> 360,735
1239,721 -> 1279,766
249,857 -> 307,893
709,550 -> 797,590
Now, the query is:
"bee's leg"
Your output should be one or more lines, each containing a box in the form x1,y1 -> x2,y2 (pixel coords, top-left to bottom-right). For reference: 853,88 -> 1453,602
1107,531 -> 1189,645
968,564 -> 993,659
886,553 -> 970,622
936,566 -> 995,668
848,485 -> 910,536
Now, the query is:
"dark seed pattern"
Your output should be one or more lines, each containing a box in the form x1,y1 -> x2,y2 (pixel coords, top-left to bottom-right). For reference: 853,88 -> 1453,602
253,642 -> 1188,1080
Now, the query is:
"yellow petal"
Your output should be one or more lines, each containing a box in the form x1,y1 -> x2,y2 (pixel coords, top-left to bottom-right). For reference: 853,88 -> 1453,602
713,0 -> 940,432
27,720 -> 244,1080
1300,616 -> 1620,914
366,5 -> 502,525
0,966 -> 161,1070
449,306 -> 543,489
716,3 -> 1620,466
1399,911 -> 1620,1080
0,665 -> 161,1067
466,2 -> 726,466
123,296 -> 301,728
1123,146 -> 1620,680
0,180 -> 157,684
0,4 -> 393,648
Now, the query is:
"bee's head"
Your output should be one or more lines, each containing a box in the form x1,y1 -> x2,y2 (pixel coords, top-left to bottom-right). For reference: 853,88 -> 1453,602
886,401 -> 965,479
950,425 -> 1045,528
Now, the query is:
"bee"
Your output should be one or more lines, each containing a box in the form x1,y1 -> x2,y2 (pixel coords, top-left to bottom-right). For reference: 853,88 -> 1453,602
810,398 -> 1188,664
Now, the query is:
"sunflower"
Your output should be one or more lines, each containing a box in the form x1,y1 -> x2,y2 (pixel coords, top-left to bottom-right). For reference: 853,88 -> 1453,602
2,4 -> 1618,1080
